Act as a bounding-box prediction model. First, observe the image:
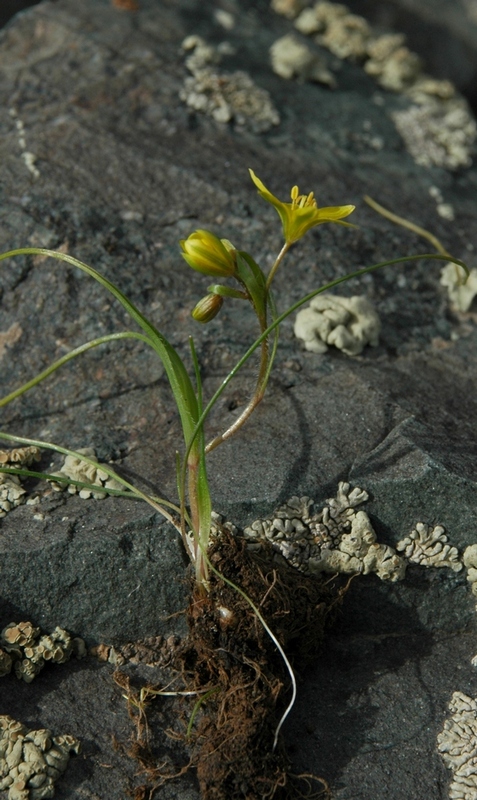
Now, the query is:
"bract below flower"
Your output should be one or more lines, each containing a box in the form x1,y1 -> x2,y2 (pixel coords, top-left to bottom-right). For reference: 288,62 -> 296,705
249,169 -> 355,244
180,229 -> 236,277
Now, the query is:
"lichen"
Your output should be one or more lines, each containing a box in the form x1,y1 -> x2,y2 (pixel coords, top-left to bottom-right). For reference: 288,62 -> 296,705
0,623 -> 86,683
0,714 -> 80,799
319,11 -> 371,60
0,447 -> 42,517
364,34 -> 421,92
271,0 -> 307,20
91,633 -> 180,668
391,101 -> 477,170
0,447 -> 41,468
294,294 -> 381,355
242,482 -> 406,581
463,545 -> 477,597
0,475 -> 26,518
180,35 -> 280,133
287,1 -> 477,169
437,692 -> 477,800
396,523 -> 462,572
269,33 -> 335,86
48,447 -> 123,500
440,263 -> 477,313
294,2 -> 370,58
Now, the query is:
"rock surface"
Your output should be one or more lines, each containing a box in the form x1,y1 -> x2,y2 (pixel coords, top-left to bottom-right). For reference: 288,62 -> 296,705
0,0 -> 477,798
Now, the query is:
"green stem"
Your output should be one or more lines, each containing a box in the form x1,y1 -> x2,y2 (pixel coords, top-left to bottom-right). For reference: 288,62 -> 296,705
186,252 -> 468,470
205,245 -> 285,454
266,241 -> 291,290
364,196 -> 452,257
205,322 -> 269,454
0,332 -> 152,408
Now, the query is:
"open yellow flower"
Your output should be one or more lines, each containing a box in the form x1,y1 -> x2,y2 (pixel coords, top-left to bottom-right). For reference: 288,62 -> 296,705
249,169 -> 355,244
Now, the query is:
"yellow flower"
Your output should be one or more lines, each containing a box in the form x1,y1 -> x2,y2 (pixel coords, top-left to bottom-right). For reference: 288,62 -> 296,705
249,169 -> 355,244
191,293 -> 224,323
180,230 -> 236,277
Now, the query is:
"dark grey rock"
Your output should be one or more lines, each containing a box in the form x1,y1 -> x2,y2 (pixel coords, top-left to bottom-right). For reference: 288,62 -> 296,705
0,0 -> 476,798
0,496 -> 190,644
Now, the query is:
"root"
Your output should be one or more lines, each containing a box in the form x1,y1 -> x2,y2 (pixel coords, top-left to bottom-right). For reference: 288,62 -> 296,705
117,531 -> 347,799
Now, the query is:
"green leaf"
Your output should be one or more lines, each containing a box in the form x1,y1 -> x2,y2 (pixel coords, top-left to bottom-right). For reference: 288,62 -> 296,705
0,248 -> 199,445
235,251 -> 268,320
0,332 -> 151,409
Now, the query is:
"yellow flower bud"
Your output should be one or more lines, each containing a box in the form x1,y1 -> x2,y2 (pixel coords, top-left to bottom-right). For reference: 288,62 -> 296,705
180,229 -> 236,277
191,293 -> 224,323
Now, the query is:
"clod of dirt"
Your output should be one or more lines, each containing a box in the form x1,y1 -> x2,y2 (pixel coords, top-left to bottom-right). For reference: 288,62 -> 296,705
124,531 -> 346,800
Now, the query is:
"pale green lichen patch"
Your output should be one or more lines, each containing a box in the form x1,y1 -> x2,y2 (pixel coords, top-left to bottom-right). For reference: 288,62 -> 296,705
280,0 -> 477,169
0,476 -> 26,519
294,294 -> 381,355
269,33 -> 336,86
440,263 -> 477,313
437,692 -> 477,800
391,102 -> 476,170
462,545 -> 477,597
0,715 -> 80,800
180,35 -> 280,133
396,523 -> 462,572
0,448 -> 41,518
271,0 -> 306,20
0,623 -> 85,683
48,447 -> 122,500
243,482 -> 406,581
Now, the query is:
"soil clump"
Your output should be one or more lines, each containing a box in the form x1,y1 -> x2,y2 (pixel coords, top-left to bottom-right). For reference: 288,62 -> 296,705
119,531 -> 346,800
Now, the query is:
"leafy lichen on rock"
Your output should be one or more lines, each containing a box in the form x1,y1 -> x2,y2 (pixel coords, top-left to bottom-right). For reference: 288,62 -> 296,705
396,523 -> 462,572
287,0 -> 477,169
48,447 -> 122,500
440,263 -> 477,313
243,482 -> 406,581
0,623 -> 86,684
269,33 -> 336,86
364,33 -> 422,92
391,101 -> 477,170
0,476 -> 26,518
0,715 -> 80,799
180,35 -> 280,133
0,447 -> 42,517
271,0 -> 307,20
294,294 -> 381,355
437,692 -> 477,800
0,447 -> 40,517
462,545 -> 477,597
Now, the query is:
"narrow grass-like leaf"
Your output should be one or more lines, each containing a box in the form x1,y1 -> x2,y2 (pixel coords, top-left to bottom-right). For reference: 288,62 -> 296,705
0,465 -> 138,498
186,687 -> 220,740
0,249 -> 199,445
0,431 -> 181,525
0,332 -> 152,408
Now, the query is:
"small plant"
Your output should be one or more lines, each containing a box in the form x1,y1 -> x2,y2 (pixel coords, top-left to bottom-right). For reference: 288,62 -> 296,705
0,170 -> 465,586
0,171 -> 469,798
